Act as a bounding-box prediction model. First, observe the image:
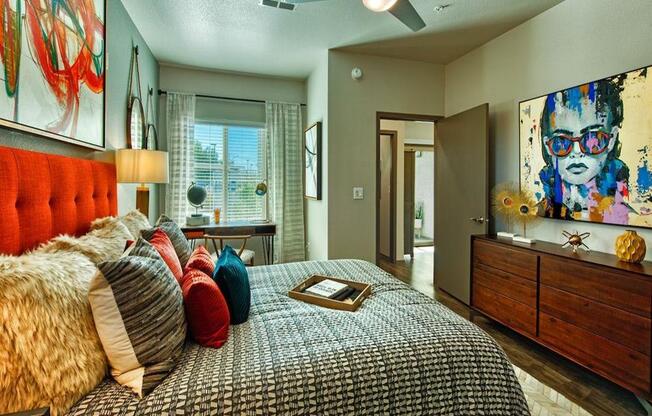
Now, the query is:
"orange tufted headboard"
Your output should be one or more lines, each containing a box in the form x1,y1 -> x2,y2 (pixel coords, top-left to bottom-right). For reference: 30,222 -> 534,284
0,146 -> 117,255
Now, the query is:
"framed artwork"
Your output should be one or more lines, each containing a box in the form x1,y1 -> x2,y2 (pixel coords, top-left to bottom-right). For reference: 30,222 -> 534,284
0,0 -> 106,150
304,122 -> 322,200
520,65 -> 652,229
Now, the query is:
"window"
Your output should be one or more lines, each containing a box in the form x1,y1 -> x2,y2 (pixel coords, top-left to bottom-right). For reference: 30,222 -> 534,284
192,122 -> 266,221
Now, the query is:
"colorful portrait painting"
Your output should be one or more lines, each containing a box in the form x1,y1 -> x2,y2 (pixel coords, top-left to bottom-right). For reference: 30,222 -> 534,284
0,0 -> 105,149
520,66 -> 652,228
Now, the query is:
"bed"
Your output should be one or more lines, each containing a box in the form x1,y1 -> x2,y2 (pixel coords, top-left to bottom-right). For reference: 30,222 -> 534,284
68,260 -> 528,415
0,146 -> 529,415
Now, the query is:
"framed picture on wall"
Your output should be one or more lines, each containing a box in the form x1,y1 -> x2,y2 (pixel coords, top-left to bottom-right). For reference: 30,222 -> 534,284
520,64 -> 652,229
304,122 -> 322,200
0,0 -> 106,150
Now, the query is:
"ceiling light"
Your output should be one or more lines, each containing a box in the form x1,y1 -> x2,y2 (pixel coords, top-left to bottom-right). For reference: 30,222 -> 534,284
362,0 -> 399,12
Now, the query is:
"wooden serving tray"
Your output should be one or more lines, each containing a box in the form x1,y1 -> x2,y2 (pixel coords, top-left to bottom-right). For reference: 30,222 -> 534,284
288,274 -> 371,312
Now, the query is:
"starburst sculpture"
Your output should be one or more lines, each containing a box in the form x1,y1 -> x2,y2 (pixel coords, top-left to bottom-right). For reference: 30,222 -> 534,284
491,182 -> 520,234
516,189 -> 541,238
562,230 -> 591,253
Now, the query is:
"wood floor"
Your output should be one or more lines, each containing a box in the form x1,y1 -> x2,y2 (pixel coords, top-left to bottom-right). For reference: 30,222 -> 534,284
378,246 -> 647,416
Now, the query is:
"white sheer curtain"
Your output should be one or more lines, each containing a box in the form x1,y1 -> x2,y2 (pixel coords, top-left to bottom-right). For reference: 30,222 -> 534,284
165,93 -> 196,224
266,102 -> 305,263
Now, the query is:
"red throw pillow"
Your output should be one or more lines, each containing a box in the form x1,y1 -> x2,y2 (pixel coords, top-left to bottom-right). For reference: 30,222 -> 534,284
147,228 -> 184,282
184,245 -> 215,276
181,269 -> 230,348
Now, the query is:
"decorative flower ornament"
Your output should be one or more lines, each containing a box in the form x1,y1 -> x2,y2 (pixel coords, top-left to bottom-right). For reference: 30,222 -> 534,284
492,182 -> 520,233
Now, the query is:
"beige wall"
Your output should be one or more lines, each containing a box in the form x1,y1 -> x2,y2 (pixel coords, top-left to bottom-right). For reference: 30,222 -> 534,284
445,0 -> 652,257
158,64 -> 307,263
305,52 -> 329,260
0,0 -> 160,221
327,51 -> 444,261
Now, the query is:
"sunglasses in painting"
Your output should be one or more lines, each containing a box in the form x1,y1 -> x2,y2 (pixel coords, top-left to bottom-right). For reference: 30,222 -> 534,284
546,130 -> 611,157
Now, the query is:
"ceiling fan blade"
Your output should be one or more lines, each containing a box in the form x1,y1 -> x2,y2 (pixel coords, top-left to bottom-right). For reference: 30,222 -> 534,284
388,0 -> 426,32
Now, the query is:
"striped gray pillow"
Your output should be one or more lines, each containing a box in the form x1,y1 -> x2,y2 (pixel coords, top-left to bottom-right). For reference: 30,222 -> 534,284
127,237 -> 159,259
89,250 -> 186,397
141,215 -> 192,266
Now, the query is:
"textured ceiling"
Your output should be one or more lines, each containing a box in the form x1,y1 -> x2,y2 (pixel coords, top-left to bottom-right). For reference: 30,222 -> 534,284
122,0 -> 563,79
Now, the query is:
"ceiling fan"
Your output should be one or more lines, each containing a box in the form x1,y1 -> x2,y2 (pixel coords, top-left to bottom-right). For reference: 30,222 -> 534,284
264,0 -> 426,32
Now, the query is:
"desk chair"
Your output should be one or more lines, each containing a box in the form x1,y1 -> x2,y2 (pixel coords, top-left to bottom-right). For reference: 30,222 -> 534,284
204,234 -> 255,266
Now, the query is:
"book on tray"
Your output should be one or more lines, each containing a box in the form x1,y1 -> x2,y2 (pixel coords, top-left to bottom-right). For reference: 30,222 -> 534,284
303,279 -> 360,300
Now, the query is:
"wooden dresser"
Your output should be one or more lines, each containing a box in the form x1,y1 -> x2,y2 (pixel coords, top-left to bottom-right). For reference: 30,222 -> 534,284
471,235 -> 652,399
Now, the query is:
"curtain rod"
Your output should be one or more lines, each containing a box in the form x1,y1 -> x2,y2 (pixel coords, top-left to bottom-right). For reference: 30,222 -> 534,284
157,89 -> 306,107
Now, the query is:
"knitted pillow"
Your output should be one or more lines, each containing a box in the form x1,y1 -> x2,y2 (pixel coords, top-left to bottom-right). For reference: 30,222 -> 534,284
0,251 -> 107,415
142,215 -> 192,266
146,229 -> 184,282
213,245 -> 251,325
89,254 -> 186,397
184,245 -> 215,277
182,268 -> 230,348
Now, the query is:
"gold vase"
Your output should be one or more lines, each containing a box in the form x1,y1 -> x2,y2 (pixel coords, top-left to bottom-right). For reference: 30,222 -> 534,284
615,230 -> 646,263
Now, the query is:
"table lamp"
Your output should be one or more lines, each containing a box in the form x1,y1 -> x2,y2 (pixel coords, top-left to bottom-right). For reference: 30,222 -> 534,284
116,149 -> 169,217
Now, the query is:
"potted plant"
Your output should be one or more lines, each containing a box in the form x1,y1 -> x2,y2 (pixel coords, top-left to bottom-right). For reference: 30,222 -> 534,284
415,203 -> 424,231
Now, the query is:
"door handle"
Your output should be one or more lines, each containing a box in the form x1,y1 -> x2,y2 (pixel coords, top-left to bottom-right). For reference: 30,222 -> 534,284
469,216 -> 489,224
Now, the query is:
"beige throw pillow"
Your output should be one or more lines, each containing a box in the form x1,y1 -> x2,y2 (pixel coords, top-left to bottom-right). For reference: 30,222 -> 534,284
38,216 -> 132,264
119,210 -> 152,240
0,251 -> 107,415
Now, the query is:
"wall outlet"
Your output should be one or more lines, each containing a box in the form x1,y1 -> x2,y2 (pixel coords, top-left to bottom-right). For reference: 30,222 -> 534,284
353,187 -> 364,200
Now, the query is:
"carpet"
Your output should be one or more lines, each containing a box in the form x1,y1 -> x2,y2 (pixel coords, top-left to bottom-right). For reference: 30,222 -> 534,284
514,365 -> 593,416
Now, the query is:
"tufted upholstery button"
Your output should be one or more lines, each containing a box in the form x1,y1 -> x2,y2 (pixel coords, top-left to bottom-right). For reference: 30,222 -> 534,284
0,146 -> 117,255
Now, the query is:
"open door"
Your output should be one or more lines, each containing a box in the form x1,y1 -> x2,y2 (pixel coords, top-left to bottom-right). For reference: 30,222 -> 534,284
434,104 -> 488,305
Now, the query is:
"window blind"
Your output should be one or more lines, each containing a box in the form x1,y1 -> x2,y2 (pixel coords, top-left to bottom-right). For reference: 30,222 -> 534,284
193,122 -> 266,221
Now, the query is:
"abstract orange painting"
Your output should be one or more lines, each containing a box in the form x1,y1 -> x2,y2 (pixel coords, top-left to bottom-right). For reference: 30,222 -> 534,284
0,0 -> 105,149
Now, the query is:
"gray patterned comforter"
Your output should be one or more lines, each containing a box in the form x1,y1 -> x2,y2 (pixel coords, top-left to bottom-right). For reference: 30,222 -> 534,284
68,260 -> 529,415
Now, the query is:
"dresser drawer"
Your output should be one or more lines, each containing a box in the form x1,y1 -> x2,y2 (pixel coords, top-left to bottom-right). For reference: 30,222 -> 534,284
539,313 -> 650,394
473,263 -> 536,307
473,283 -> 536,337
540,285 -> 651,355
473,239 -> 537,281
540,256 -> 652,317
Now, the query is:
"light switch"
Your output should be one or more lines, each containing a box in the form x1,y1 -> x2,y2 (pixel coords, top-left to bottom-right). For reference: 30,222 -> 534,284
353,187 -> 364,200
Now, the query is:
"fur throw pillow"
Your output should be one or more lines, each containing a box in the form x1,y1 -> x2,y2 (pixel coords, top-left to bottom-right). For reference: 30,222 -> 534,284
38,217 -> 132,264
0,250 -> 107,415
119,210 -> 152,240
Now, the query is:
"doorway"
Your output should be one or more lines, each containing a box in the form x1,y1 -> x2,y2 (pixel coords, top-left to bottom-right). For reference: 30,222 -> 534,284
375,113 -> 438,283
404,144 -> 434,259
376,107 -> 488,305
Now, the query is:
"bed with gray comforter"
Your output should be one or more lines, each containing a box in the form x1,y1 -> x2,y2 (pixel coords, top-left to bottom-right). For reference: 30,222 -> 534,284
67,260 -> 529,415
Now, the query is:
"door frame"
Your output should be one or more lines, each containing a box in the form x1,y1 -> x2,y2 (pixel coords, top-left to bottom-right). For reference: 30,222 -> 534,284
377,129 -> 398,262
375,112 -> 443,264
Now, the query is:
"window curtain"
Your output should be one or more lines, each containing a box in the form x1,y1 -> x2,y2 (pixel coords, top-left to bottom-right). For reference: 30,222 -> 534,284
266,102 -> 305,263
165,93 -> 196,224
